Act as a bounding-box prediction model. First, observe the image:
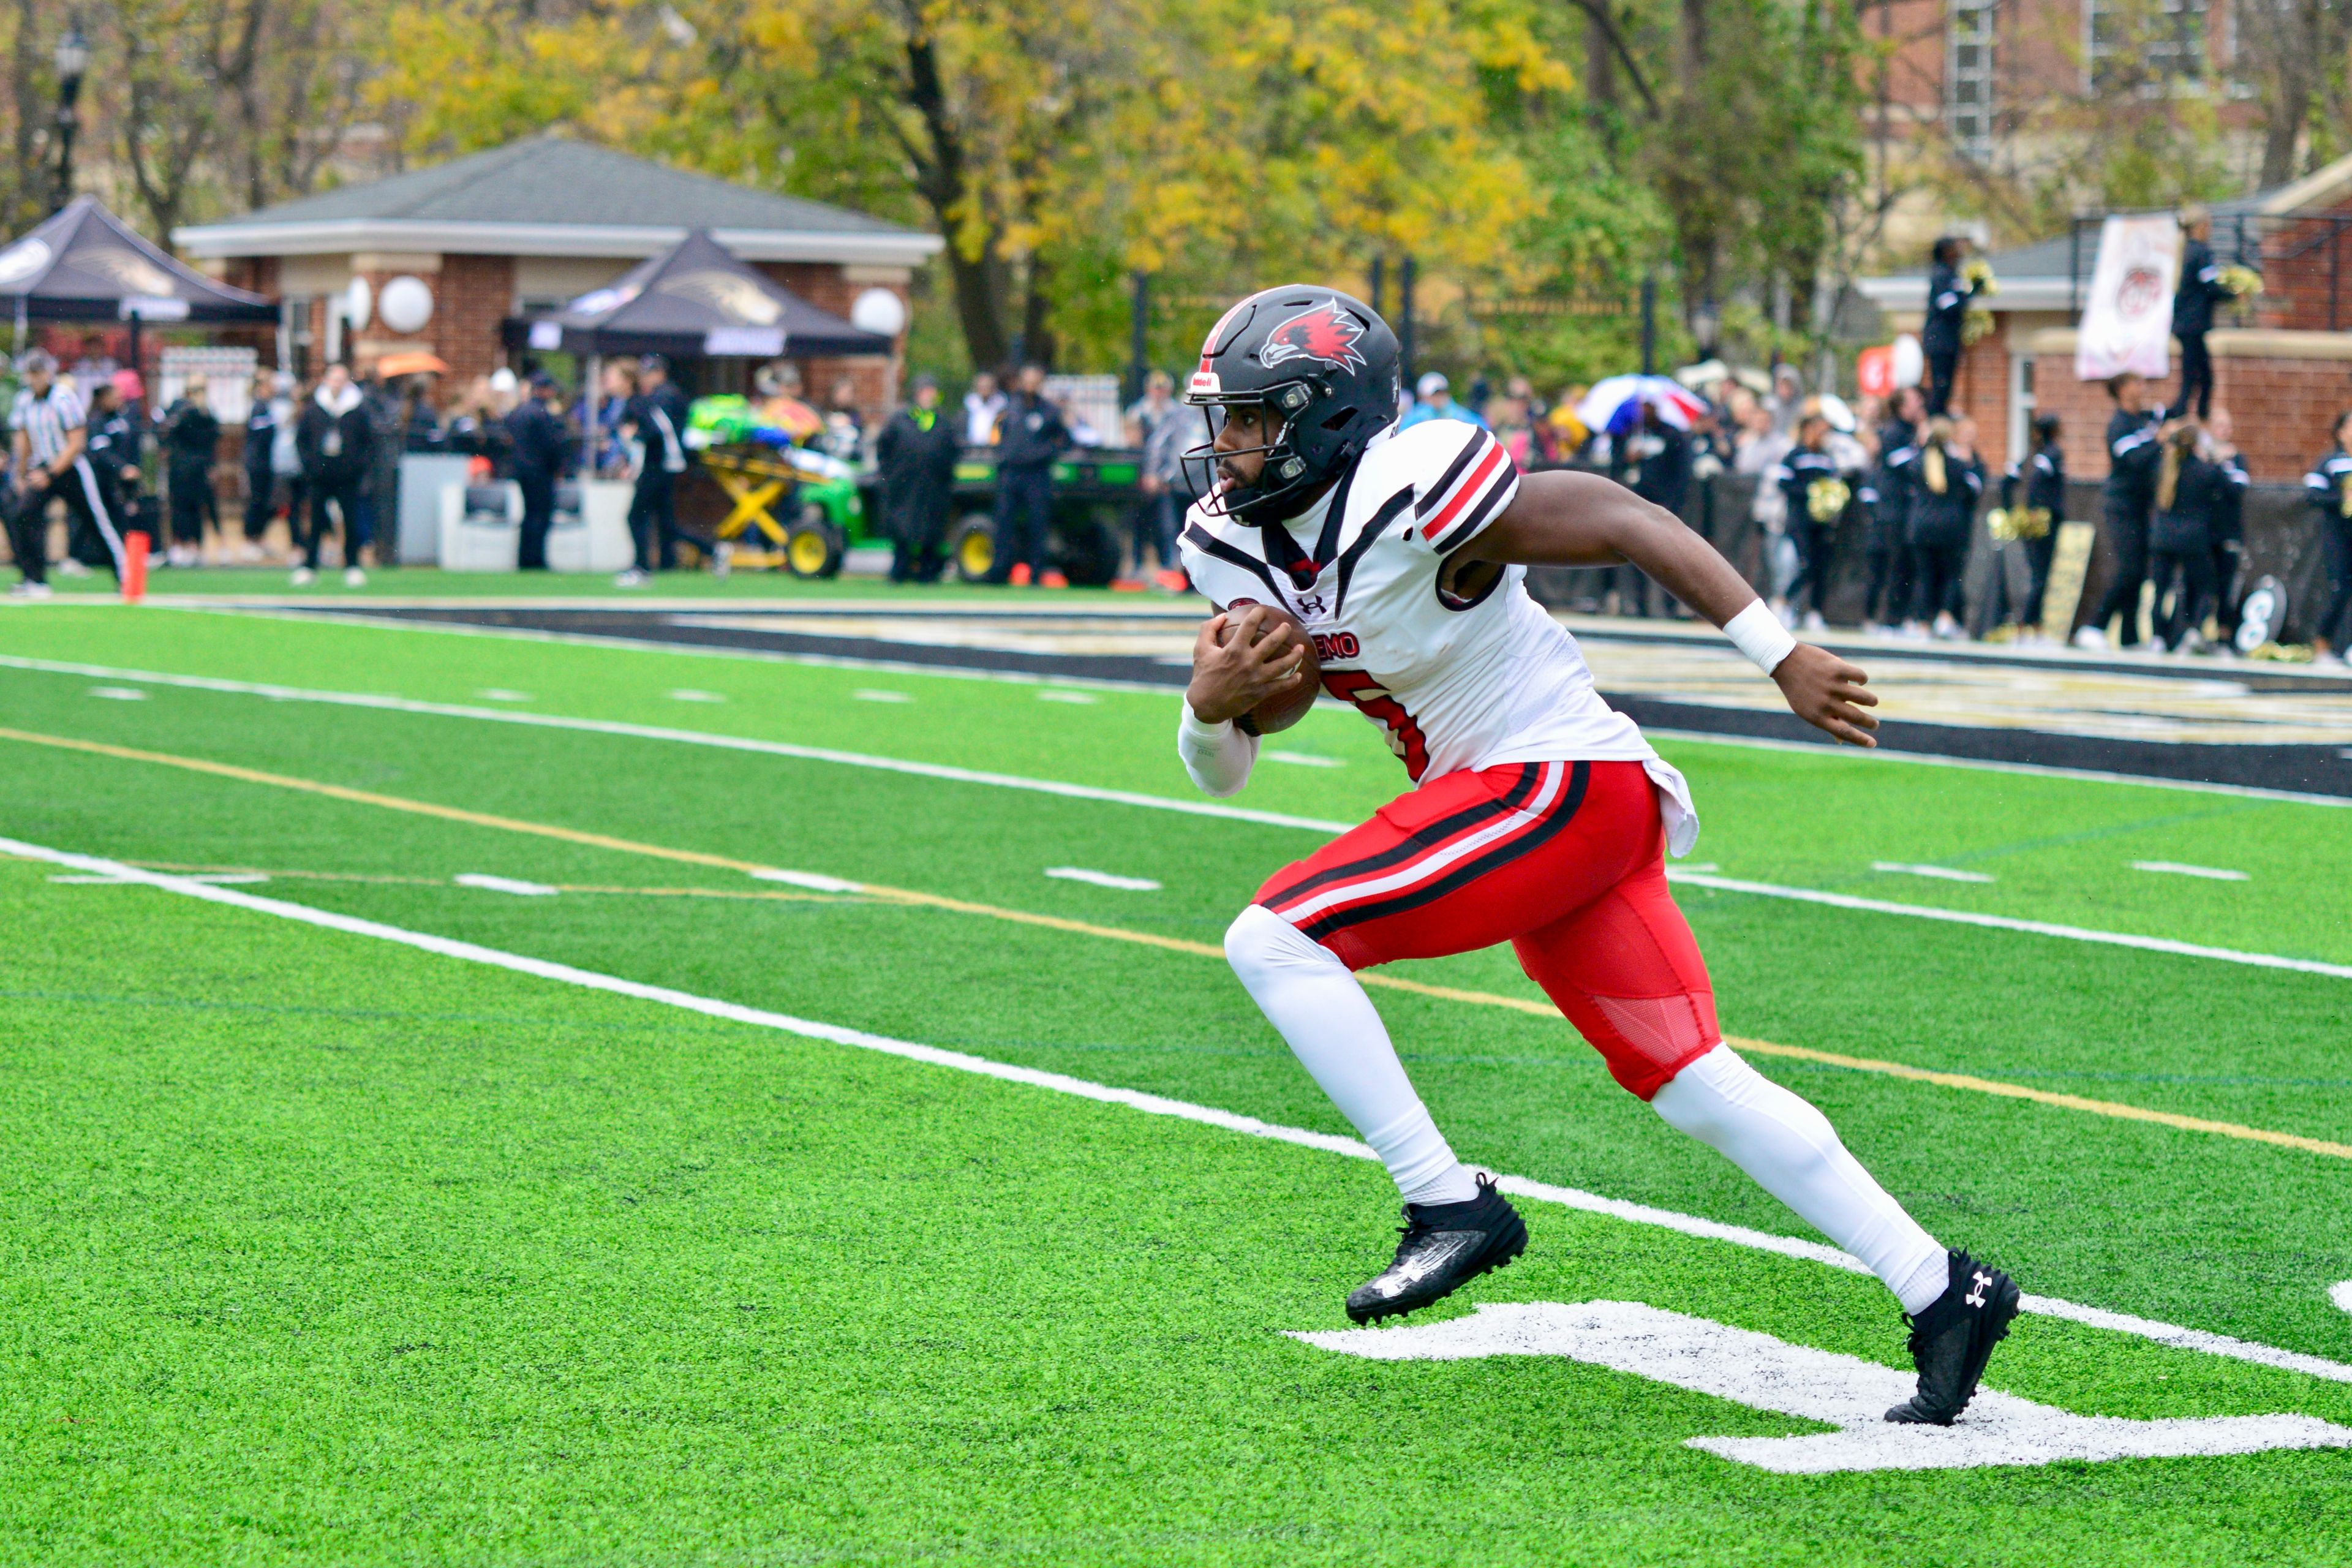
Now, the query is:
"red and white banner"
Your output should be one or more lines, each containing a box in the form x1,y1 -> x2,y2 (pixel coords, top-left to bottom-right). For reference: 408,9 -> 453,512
2075,214 -> 2179,382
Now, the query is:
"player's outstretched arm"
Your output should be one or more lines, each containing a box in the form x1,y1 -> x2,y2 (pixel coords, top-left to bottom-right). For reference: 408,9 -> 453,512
1466,469 -> 1881,747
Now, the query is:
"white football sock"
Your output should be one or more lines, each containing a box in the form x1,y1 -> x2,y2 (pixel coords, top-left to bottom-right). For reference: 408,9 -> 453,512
1224,905 -> 1480,1207
1651,1045 -> 1950,1315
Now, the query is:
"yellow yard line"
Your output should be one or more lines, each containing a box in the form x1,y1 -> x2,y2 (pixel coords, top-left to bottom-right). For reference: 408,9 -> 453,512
10,722 -> 2349,1163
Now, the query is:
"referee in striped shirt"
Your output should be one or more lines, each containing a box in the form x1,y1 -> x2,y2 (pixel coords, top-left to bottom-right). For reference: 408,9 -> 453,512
7,349 -> 123,597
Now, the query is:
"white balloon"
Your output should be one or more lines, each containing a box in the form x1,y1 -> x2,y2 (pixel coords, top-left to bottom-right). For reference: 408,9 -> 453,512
344,275 -> 372,331
1891,333 -> 1924,389
379,274 -> 435,335
850,287 -> 907,337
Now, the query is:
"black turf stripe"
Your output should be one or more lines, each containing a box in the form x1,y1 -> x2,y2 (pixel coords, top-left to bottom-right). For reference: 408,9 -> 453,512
1298,761 -> 1591,943
1264,762 -> 1547,910
1414,427 -> 1493,517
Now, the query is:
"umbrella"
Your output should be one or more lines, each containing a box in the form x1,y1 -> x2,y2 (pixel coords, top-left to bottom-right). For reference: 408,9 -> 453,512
1577,374 -> 1710,433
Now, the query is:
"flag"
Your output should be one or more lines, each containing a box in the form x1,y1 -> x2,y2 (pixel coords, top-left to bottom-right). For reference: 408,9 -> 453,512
2075,215 -> 2179,382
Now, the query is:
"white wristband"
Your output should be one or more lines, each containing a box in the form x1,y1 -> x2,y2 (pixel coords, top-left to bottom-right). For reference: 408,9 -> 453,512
1723,600 -> 1798,676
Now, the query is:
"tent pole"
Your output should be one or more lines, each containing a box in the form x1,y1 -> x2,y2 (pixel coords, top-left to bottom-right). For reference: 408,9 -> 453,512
584,353 -> 601,475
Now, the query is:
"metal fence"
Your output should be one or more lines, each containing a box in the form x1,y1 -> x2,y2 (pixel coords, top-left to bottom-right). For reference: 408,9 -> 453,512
2067,211 -> 2352,331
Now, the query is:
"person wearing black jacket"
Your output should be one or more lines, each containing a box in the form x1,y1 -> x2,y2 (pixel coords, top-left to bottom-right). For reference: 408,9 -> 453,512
1920,237 -> 1982,417
81,382 -> 143,564
241,371 -> 287,560
2172,208 -> 2231,420
1905,415 -> 1983,638
1862,387 -> 1923,631
1770,411 -> 1847,630
159,377 -> 221,567
620,354 -> 694,584
2148,423 -> 2225,652
2203,408 -> 2250,642
876,374 -> 960,583
1613,402 -> 1691,616
2076,373 -> 2166,649
1997,412 -> 2066,635
989,364 -> 1071,587
295,362 -> 375,586
2302,412 -> 2352,663
505,372 -> 568,571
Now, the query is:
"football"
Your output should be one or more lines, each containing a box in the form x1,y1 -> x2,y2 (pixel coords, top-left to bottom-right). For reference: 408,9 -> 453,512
1216,601 -> 1322,734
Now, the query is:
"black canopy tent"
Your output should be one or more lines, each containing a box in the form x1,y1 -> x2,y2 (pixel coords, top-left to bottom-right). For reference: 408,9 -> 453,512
0,195 -> 276,391
502,228 -> 891,436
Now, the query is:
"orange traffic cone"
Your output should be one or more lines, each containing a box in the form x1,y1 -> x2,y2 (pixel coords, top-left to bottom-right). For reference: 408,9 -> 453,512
121,532 -> 149,604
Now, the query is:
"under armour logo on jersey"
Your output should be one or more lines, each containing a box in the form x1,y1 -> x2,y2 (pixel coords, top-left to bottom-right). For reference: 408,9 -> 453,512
1257,300 -> 1366,373
1295,593 -> 1329,617
1966,1270 -> 1992,1308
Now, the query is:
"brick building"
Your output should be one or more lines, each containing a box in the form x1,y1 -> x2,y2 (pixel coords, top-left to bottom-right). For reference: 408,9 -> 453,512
1859,152 -> 2352,483
172,134 -> 940,421
1861,0 -> 2266,265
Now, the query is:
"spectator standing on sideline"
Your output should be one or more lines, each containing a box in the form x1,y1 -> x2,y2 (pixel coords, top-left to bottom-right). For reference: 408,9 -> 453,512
294,361 -> 374,588
2076,372 -> 2166,649
1770,410 -> 1845,631
876,374 -> 959,583
159,375 -> 221,567
1398,372 -> 1487,431
595,361 -> 637,476
1136,375 -> 1205,590
506,371 -> 567,571
989,364 -> 1069,587
2204,408 -> 2250,643
240,371 -> 288,563
1921,236 -> 1983,418
963,370 -> 1007,447
1121,369 -> 1177,586
83,379 -> 144,548
1863,385 -> 1919,630
2173,208 -> 2230,420
2300,410 -> 2352,665
1612,401 -> 1689,617
1905,415 -> 1982,639
821,375 -> 865,462
1997,412 -> 2066,639
1765,363 -> 1805,437
2148,421 -> 2224,653
618,353 -> 693,587
6,349 -> 121,598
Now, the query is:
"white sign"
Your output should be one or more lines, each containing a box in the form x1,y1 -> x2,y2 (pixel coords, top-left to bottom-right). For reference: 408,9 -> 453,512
1294,1301 -> 2352,1474
703,326 -> 785,357
2076,214 -> 2179,382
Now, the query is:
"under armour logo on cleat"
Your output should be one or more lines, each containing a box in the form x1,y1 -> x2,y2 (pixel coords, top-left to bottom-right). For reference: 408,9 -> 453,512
1966,1269 -> 1992,1308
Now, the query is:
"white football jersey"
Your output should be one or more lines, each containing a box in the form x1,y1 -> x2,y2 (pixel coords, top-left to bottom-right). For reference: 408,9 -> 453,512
1180,419 -> 1697,852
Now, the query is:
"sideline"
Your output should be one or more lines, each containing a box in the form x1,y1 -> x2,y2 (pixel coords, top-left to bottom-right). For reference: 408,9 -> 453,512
5,829 -> 2348,1390
7,721 -> 2352,1163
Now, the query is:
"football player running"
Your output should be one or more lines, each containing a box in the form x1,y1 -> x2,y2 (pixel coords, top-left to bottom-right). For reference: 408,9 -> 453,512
1175,286 -> 2018,1427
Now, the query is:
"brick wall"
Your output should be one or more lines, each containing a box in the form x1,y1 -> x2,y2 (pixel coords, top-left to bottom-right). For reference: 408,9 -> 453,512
1948,324 -> 2012,470
352,254 -> 514,391
754,262 -> 905,428
2029,348 -> 2352,482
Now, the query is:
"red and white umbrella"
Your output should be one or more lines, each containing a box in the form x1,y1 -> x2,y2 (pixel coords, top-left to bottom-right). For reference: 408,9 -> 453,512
1577,374 -> 1711,433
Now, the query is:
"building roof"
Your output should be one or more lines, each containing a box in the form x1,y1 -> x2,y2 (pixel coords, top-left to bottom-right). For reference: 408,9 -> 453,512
1856,154 -> 2352,313
175,135 -> 941,267
0,195 -> 275,322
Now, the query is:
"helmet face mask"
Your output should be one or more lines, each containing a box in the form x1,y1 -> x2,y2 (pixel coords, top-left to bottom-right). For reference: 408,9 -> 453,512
1181,287 -> 1400,526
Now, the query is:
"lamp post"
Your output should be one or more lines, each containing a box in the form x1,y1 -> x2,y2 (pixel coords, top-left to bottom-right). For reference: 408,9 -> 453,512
51,21 -> 89,214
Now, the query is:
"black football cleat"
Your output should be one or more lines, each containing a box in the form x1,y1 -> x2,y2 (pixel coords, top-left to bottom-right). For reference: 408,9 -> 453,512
1345,1175 -> 1528,1325
1885,1248 -> 2022,1425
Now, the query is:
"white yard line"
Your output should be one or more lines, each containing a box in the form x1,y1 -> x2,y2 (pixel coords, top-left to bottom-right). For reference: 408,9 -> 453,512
7,829 -> 2350,1391
0,654 -> 1357,835
1667,870 -> 2352,982
2133,861 -> 2252,881
453,872 -> 559,897
1044,867 -> 1161,891
5,654 -> 2346,979
88,685 -> 146,700
1871,861 -> 1997,884
175,603 -> 2352,810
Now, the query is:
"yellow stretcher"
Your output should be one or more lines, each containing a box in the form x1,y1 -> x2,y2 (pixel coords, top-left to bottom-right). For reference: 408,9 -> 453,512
694,445 -> 847,575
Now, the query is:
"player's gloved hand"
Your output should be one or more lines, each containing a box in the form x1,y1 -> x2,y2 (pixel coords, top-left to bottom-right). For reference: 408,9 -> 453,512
1186,605 -> 1307,725
1772,643 -> 1880,748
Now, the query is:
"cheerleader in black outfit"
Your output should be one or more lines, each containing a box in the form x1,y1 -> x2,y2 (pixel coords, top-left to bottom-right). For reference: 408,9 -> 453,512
2303,410 -> 2352,665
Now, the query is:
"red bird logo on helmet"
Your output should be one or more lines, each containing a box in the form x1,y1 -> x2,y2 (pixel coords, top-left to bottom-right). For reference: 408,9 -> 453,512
1257,300 -> 1367,373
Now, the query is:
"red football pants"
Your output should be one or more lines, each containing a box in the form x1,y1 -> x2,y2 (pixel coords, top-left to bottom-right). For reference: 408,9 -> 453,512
1254,758 -> 1719,1099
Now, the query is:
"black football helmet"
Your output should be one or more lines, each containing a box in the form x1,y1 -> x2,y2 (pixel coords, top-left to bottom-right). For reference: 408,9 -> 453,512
1181,285 -> 1401,524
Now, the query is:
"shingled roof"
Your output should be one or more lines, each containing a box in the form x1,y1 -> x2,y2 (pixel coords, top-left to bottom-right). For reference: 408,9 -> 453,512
175,135 -> 940,266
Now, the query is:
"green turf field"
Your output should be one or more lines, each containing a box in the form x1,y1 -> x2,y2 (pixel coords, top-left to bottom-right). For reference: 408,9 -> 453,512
2,601 -> 2349,1563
